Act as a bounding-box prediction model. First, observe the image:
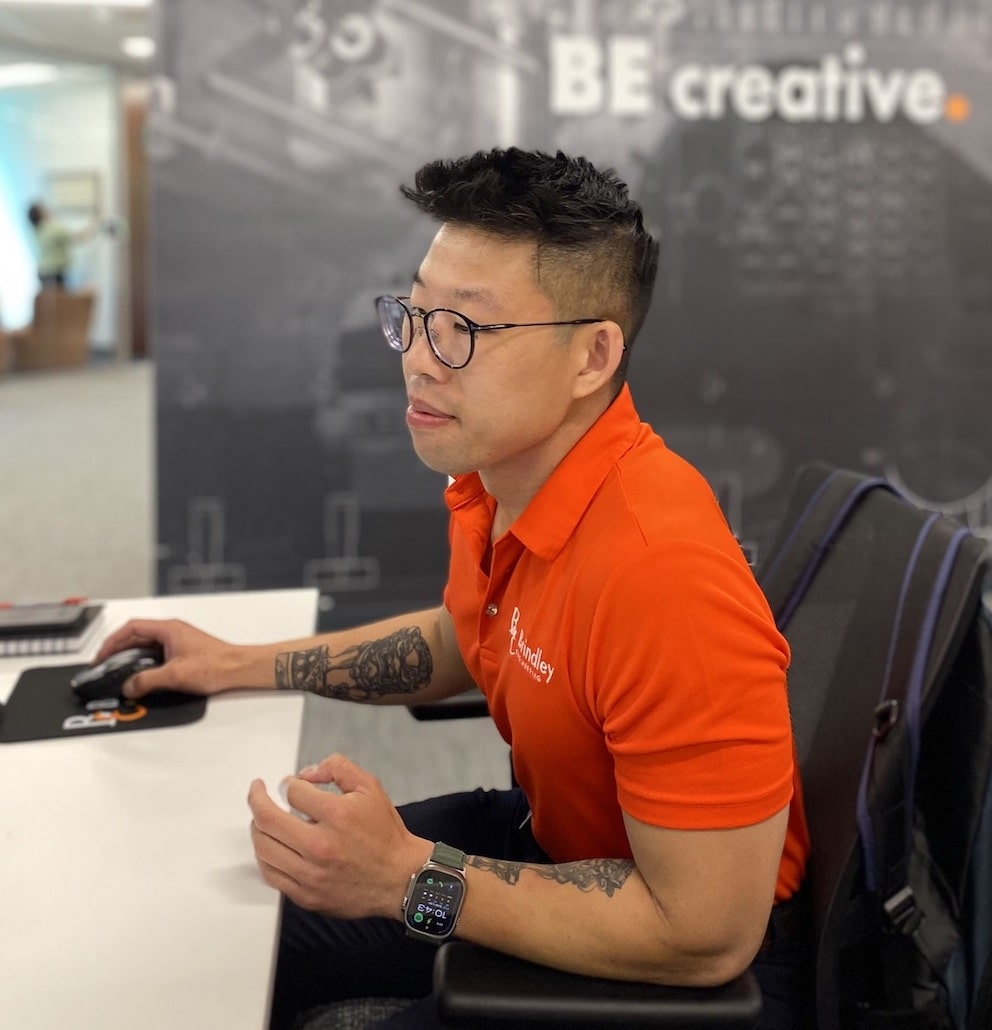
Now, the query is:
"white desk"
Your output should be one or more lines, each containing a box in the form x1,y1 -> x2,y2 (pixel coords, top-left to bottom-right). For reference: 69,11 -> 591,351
0,589 -> 318,1030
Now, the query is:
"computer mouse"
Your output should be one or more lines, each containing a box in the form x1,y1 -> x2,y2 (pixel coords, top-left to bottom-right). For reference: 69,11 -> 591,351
70,645 -> 165,703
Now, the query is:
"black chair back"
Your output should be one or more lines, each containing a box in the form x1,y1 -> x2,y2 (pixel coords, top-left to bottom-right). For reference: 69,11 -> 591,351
757,462 -> 989,1030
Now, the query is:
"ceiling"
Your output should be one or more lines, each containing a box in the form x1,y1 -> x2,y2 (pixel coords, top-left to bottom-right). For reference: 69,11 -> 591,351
0,1 -> 153,71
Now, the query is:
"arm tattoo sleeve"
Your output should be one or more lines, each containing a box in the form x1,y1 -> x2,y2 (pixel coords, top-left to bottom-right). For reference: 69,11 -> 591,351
465,856 -> 636,898
274,626 -> 433,701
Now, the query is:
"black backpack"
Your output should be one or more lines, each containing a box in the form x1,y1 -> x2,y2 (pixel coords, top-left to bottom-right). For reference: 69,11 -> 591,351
756,462 -> 992,1029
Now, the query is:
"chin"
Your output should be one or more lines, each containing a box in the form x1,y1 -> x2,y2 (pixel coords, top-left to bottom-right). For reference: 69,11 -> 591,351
410,443 -> 462,478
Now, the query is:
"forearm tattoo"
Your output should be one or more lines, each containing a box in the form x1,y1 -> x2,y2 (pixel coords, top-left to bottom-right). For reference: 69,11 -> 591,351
466,857 -> 635,898
274,626 -> 433,701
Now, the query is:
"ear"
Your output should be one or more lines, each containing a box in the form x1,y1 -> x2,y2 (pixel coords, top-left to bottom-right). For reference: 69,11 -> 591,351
572,321 -> 625,399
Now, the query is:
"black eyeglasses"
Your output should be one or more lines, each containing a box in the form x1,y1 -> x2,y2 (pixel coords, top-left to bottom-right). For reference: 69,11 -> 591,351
375,295 -> 605,370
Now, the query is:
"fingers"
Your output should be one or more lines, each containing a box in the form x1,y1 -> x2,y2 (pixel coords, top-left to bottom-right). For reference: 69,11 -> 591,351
281,777 -> 342,824
265,762 -> 366,824
248,780 -> 312,852
253,854 -> 304,898
248,780 -> 333,901
250,822 -> 308,896
297,753 -> 377,795
248,778 -> 298,824
123,664 -> 180,699
94,619 -> 168,662
295,754 -> 339,785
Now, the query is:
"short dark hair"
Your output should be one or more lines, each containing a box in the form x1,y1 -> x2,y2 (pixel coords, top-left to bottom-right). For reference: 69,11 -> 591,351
400,148 -> 659,384
27,202 -> 45,228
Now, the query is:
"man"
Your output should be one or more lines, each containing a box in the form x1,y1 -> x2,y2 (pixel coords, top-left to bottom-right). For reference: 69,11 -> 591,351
96,148 -> 810,1029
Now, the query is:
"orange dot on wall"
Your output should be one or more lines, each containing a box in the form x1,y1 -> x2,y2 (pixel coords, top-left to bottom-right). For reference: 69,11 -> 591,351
945,93 -> 971,122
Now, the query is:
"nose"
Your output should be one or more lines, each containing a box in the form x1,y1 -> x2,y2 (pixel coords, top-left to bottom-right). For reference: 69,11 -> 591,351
402,315 -> 450,378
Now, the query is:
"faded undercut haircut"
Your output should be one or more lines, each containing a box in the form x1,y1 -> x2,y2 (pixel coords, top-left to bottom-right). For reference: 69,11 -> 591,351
399,148 -> 660,386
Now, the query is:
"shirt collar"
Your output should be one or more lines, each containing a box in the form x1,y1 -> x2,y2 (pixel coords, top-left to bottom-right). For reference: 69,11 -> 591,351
445,384 -> 642,561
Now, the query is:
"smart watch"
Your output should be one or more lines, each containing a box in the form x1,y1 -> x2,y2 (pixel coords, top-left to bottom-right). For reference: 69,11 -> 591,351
401,842 -> 467,943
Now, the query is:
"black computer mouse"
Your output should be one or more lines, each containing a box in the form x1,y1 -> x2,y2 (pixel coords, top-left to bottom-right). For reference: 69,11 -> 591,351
70,646 -> 165,703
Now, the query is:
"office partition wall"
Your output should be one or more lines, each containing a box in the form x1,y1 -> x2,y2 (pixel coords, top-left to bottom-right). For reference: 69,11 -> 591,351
151,0 -> 992,614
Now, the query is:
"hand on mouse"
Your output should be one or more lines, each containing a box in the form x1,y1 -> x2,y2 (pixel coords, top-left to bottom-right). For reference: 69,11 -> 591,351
92,618 -> 259,699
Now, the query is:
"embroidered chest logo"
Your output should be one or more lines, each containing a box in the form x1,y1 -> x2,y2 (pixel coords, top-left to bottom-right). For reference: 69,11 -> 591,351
508,606 -> 556,684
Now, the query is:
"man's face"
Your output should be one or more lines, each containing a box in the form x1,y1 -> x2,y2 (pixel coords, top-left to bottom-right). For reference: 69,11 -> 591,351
401,225 -> 592,490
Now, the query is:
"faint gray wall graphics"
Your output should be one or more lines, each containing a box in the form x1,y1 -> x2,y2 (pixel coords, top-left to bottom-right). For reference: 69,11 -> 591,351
886,467 -> 992,552
303,491 -> 381,594
164,497 -> 248,594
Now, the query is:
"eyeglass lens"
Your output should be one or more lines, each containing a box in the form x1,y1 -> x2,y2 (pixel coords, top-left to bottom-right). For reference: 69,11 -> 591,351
379,298 -> 472,368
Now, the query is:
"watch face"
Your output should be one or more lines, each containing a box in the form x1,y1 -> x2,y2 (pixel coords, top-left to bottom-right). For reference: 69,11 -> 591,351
405,868 -> 465,938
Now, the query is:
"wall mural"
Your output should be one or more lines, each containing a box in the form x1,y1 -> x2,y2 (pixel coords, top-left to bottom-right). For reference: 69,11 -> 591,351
151,0 -> 992,623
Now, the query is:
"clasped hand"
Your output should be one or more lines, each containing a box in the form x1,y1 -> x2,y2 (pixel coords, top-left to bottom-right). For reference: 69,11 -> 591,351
248,753 -> 432,921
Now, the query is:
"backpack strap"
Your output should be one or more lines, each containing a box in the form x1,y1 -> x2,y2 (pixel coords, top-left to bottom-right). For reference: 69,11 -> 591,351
854,512 -> 983,1017
759,462 -> 896,629
853,515 -> 970,898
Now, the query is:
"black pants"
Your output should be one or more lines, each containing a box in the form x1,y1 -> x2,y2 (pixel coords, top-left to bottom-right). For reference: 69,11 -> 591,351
269,788 -> 810,1030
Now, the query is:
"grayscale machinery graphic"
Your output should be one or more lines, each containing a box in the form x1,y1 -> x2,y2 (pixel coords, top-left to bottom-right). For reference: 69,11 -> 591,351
152,0 -> 992,614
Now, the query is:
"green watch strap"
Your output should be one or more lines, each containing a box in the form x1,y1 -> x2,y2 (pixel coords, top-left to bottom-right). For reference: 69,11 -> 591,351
431,841 -> 466,870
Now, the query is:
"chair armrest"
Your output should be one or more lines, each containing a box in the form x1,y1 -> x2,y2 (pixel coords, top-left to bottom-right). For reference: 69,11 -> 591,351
434,941 -> 762,1028
409,688 -> 489,721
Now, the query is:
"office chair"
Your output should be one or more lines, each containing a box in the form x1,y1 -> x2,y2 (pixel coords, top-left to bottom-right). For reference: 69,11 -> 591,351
409,461 -> 989,1029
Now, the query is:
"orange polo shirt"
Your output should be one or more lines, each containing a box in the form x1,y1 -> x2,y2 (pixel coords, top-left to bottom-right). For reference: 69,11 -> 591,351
443,386 -> 808,901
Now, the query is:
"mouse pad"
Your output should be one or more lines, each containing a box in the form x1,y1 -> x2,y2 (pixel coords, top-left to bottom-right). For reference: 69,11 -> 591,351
0,664 -> 207,744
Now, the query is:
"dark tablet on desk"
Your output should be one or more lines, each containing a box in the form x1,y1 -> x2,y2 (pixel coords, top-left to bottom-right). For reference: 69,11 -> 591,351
0,604 -> 91,636
0,664 -> 207,744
